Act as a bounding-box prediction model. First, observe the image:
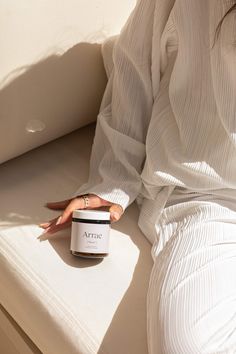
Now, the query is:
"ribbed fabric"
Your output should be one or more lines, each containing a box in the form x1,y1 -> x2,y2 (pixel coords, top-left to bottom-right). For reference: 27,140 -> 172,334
71,0 -> 155,211
70,1 -> 236,352
142,191 -> 236,353
71,0 -> 236,214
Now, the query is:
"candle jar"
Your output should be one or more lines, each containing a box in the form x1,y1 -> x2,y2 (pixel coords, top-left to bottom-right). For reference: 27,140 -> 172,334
70,209 -> 111,258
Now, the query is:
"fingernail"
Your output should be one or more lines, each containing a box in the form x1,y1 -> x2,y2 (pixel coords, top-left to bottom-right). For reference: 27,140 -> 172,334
56,216 -> 62,225
111,212 -> 119,221
38,224 -> 46,229
39,221 -> 49,226
42,227 -> 50,234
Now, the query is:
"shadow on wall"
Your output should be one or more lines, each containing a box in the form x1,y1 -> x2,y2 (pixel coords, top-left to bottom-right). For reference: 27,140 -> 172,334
0,42 -> 108,164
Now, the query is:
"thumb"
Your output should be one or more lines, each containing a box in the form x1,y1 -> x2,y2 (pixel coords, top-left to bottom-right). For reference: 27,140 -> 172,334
109,204 -> 124,222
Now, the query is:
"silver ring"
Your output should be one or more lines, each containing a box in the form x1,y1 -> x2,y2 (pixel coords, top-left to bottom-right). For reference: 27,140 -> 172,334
82,194 -> 90,208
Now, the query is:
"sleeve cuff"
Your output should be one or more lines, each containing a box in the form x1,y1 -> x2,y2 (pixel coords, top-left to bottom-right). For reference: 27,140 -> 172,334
70,181 -> 140,213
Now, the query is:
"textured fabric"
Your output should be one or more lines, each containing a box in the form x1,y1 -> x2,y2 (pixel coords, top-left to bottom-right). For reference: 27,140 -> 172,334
69,1 -> 236,353
71,0 -> 236,214
140,189 -> 236,353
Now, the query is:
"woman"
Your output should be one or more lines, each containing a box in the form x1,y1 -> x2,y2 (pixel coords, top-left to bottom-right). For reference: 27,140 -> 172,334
39,1 -> 236,352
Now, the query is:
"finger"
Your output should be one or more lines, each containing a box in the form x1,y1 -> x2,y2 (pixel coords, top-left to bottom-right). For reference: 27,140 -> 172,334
59,198 -> 85,224
39,216 -> 60,228
44,199 -> 72,210
42,220 -> 72,235
109,204 -> 124,222
81,194 -> 113,207
59,195 -> 104,224
40,197 -> 88,229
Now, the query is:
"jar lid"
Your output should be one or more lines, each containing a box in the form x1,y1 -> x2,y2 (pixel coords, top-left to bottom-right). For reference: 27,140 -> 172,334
72,209 -> 110,221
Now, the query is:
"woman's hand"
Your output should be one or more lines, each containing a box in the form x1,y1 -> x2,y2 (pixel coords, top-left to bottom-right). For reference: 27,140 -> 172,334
39,194 -> 124,234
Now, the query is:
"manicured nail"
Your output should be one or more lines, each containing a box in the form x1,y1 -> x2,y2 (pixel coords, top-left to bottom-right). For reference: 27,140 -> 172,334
56,216 -> 62,225
111,212 -> 119,221
39,221 -> 49,226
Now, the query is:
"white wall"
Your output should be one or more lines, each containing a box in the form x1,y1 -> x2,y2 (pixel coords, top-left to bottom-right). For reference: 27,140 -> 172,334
0,0 -> 136,163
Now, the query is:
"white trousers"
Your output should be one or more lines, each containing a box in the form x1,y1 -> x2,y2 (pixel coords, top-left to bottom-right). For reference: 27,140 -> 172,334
138,189 -> 236,354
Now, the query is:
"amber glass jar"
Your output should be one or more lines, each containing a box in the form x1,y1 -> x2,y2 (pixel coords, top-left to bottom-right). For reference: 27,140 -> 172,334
70,209 -> 111,258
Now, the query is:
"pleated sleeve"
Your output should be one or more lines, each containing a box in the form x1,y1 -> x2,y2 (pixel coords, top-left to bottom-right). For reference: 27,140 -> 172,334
71,0 -> 155,212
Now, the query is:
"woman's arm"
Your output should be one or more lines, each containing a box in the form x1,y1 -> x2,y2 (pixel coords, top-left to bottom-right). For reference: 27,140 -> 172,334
71,0 -> 156,213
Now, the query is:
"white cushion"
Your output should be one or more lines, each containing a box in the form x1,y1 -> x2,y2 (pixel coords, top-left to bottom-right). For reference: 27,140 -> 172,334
0,124 -> 152,353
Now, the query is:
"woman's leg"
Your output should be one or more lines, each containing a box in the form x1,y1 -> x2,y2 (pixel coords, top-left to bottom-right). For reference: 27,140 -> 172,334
147,199 -> 236,354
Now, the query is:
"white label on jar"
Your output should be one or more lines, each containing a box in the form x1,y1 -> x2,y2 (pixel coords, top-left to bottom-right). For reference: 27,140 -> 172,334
70,221 -> 110,254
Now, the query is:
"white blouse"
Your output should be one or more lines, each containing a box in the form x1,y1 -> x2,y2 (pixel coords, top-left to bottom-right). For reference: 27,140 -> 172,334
71,0 -> 236,215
